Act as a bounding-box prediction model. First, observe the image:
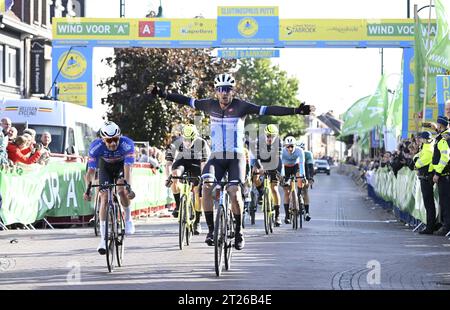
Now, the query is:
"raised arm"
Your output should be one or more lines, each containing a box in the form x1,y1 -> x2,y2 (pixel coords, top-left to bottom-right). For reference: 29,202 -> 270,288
151,84 -> 208,112
244,101 -> 314,116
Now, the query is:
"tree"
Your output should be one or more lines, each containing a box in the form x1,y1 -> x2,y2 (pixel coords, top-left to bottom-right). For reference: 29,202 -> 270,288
235,59 -> 306,138
99,48 -> 236,148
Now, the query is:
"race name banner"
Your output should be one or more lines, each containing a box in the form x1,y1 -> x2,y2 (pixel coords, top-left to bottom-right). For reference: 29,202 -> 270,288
218,49 -> 280,58
217,6 -> 279,47
53,18 -> 217,47
279,19 -> 436,47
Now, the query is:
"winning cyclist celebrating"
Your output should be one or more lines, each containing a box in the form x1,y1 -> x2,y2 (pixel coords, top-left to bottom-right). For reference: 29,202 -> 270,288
84,121 -> 136,255
152,73 -> 314,250
165,124 -> 210,235
281,136 -> 306,224
252,124 -> 283,226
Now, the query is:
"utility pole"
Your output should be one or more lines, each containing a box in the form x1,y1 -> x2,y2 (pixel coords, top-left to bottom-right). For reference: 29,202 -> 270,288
120,0 -> 125,18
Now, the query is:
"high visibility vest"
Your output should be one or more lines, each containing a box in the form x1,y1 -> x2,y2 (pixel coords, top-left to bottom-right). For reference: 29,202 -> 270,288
432,129 -> 450,176
414,142 -> 434,174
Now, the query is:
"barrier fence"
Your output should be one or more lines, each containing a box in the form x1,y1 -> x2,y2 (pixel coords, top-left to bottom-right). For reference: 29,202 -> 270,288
340,164 -> 440,226
0,162 -> 174,226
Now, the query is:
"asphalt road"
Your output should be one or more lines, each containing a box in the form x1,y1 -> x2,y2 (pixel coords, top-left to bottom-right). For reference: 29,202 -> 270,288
1,168 -> 450,290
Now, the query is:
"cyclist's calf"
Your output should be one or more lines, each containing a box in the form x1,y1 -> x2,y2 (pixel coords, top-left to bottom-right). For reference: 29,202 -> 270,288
227,185 -> 243,214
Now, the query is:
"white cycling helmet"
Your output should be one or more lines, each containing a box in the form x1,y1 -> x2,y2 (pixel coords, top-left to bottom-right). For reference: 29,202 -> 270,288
299,142 -> 305,149
284,136 -> 296,146
100,121 -> 121,138
214,73 -> 236,88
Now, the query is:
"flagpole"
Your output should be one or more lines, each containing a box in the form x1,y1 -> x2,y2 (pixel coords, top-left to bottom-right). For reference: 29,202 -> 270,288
422,0 -> 434,127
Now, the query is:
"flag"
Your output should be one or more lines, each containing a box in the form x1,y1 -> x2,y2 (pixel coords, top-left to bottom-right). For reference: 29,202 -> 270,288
0,0 -> 14,13
414,15 -> 445,113
427,0 -> 450,70
341,95 -> 371,136
359,74 -> 388,132
387,59 -> 404,138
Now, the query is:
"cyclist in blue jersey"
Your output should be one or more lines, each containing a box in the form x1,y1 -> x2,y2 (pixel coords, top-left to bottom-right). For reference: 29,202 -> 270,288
281,136 -> 306,224
152,73 -> 314,250
299,142 -> 313,221
83,121 -> 136,255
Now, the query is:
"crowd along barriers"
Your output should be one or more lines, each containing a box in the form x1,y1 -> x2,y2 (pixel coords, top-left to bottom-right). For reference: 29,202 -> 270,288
0,161 -> 174,227
340,164 -> 439,227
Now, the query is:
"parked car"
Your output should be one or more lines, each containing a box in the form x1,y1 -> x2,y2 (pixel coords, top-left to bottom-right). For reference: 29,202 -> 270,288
314,159 -> 331,175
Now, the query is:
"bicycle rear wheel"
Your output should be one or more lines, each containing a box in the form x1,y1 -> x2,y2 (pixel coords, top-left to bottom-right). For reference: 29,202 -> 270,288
116,205 -> 125,267
94,192 -> 100,236
298,192 -> 304,229
214,205 -> 225,276
263,189 -> 270,235
289,191 -> 298,230
185,199 -> 194,246
179,196 -> 187,250
224,208 -> 234,271
105,205 -> 115,272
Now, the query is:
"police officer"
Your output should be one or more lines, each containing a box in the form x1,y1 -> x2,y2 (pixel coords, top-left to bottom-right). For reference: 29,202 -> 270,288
432,116 -> 450,236
414,131 -> 436,234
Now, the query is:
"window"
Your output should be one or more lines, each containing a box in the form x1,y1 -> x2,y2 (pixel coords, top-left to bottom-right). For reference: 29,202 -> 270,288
0,45 -> 4,83
75,122 -> 97,156
5,47 -> 18,86
34,0 -> 41,24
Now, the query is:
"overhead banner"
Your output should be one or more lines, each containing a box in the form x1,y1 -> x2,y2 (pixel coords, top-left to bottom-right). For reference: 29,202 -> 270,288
53,18 -> 217,47
218,49 -> 279,58
279,19 -> 435,47
51,46 -> 93,108
217,6 -> 279,47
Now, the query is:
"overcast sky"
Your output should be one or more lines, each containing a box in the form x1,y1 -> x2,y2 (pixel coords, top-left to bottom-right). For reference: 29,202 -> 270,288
87,0 -> 438,116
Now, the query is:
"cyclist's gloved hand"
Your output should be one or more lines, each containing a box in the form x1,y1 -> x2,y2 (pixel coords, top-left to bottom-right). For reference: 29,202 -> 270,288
295,102 -> 315,115
83,191 -> 92,201
165,178 -> 173,188
127,190 -> 136,200
150,83 -> 167,99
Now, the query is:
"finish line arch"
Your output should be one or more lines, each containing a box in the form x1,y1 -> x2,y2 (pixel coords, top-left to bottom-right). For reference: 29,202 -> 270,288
51,6 -> 438,139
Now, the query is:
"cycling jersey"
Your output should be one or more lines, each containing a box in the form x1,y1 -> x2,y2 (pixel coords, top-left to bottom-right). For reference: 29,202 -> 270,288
282,146 -> 305,176
165,137 -> 210,163
304,150 -> 314,165
87,136 -> 135,170
165,93 -> 299,156
304,150 -> 314,180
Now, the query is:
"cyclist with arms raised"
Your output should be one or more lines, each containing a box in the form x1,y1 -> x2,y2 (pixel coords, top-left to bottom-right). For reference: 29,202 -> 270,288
165,124 -> 210,235
84,121 -> 136,255
152,73 -> 314,250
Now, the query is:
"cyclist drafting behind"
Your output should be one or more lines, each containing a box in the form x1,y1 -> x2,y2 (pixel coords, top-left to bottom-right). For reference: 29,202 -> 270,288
299,142 -> 313,221
152,73 -> 314,250
84,121 -> 136,255
165,124 -> 210,235
282,136 -> 306,224
252,124 -> 283,226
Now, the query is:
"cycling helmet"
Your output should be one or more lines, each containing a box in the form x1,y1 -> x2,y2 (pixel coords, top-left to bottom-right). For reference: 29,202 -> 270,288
214,73 -> 236,88
284,136 -> 296,146
181,124 -> 198,140
299,142 -> 305,149
100,121 -> 121,138
264,124 -> 279,136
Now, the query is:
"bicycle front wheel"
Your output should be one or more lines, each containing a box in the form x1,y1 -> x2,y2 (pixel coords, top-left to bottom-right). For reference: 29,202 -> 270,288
94,192 -> 100,236
224,208 -> 234,271
185,199 -> 194,246
214,205 -> 225,276
289,191 -> 298,230
105,205 -> 115,272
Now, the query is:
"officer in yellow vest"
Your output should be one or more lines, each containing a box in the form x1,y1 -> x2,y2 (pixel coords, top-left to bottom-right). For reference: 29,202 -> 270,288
414,131 -> 436,234
432,116 -> 450,236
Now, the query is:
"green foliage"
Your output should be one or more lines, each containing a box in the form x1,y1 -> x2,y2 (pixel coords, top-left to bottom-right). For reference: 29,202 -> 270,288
99,48 -> 236,148
235,59 -> 305,138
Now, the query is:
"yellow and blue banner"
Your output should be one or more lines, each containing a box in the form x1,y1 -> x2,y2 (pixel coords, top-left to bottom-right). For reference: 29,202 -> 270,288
437,75 -> 450,115
51,46 -> 93,108
0,0 -> 13,13
217,6 -> 279,47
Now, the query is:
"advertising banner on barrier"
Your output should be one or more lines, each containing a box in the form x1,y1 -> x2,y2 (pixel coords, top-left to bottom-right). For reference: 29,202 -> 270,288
0,163 -> 173,225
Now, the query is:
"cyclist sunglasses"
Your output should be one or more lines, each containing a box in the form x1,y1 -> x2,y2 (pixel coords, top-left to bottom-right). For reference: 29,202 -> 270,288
287,145 -> 294,149
104,137 -> 119,144
215,86 -> 233,93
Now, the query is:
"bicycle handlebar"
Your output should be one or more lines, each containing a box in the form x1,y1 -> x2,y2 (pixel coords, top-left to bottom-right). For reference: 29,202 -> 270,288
86,180 -> 132,195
